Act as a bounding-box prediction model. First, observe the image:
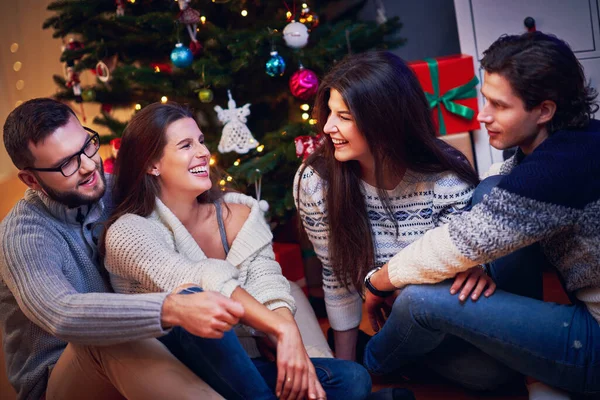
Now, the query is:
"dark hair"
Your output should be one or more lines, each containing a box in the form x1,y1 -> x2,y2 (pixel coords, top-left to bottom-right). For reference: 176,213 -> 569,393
481,31 -> 598,132
300,51 -> 479,291
3,98 -> 76,169
101,102 -> 223,255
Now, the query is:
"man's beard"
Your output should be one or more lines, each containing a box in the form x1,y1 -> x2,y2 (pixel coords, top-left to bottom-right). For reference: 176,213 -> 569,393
37,160 -> 107,208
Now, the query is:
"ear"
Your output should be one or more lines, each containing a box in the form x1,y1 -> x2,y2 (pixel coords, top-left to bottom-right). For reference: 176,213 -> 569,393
147,165 -> 160,177
537,100 -> 557,125
18,170 -> 43,191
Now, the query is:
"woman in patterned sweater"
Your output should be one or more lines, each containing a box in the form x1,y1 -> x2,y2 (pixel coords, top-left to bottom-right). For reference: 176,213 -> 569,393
294,51 -> 508,388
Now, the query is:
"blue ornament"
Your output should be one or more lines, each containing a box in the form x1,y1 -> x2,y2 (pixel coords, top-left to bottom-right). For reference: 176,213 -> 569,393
170,43 -> 193,68
265,51 -> 286,77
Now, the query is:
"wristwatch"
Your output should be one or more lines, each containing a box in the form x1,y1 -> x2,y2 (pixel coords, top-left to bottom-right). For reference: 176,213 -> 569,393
364,267 -> 395,297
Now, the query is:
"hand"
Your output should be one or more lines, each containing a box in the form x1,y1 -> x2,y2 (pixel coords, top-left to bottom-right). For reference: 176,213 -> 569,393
272,322 -> 326,400
450,266 -> 496,302
366,291 -> 394,333
161,291 -> 244,339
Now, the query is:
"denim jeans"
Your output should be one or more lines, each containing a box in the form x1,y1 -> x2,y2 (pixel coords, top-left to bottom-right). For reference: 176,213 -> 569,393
363,282 -> 600,395
160,287 -> 371,399
363,177 -> 600,395
252,356 -> 372,400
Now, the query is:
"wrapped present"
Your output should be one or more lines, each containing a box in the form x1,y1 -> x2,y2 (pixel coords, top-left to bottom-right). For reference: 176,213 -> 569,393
409,55 -> 480,135
295,134 -> 323,160
273,242 -> 307,293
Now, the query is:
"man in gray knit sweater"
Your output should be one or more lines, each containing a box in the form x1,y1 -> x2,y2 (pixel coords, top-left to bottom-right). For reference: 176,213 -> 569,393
0,98 -> 245,400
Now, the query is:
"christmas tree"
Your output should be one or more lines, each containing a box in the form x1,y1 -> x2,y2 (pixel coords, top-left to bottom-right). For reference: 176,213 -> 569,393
44,0 -> 403,230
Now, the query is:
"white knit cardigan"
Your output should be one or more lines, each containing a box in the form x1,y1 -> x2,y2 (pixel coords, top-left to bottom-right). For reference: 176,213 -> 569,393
104,192 -> 296,356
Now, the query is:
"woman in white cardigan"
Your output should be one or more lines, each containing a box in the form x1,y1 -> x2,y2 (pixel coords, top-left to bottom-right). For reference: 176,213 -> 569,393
101,102 -> 372,400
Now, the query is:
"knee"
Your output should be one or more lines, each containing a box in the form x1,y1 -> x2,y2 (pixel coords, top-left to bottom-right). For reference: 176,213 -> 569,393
340,362 -> 372,400
472,175 -> 503,206
318,360 -> 372,400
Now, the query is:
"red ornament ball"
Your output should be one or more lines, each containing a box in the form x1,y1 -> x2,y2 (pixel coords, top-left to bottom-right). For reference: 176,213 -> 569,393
101,103 -> 113,114
289,67 -> 319,100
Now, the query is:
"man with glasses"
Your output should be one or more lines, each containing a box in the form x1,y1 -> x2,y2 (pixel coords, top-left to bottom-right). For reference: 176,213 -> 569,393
0,98 -> 244,399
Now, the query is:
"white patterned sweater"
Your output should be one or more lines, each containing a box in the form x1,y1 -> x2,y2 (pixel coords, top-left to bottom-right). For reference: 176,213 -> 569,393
294,165 -> 475,331
104,192 -> 296,357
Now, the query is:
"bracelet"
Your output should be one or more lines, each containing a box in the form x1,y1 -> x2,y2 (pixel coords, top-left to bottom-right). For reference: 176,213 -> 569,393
364,267 -> 395,297
478,264 -> 489,276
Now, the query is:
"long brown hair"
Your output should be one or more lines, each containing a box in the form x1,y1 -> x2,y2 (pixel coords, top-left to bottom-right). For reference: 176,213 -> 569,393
100,102 -> 223,255
299,51 -> 479,291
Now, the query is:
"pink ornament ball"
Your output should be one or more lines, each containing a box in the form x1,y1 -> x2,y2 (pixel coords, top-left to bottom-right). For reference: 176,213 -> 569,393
289,68 -> 319,100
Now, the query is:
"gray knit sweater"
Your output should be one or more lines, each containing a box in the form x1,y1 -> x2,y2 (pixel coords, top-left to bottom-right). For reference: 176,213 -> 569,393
387,122 -> 600,323
0,184 -> 170,400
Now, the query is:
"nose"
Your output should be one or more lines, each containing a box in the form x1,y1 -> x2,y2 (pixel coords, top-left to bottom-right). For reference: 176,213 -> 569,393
79,152 -> 97,173
477,103 -> 493,124
195,143 -> 210,158
323,115 -> 338,135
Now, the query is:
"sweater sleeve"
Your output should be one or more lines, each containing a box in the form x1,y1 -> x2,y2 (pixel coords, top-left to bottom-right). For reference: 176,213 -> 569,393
239,243 -> 296,314
0,208 -> 169,345
387,158 -> 581,288
432,172 -> 475,226
294,165 -> 363,331
105,214 -> 240,297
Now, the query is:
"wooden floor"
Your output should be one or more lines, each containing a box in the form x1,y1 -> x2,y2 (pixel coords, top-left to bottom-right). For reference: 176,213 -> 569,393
0,175 -> 527,399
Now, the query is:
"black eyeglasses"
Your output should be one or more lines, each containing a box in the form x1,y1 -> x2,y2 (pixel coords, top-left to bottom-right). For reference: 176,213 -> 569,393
26,127 -> 101,177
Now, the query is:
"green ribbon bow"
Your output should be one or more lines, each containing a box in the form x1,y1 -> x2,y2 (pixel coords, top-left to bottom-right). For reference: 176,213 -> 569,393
423,57 -> 479,135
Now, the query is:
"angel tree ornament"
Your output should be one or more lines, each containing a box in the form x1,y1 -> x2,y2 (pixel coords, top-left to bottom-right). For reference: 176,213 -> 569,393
214,90 -> 258,154
178,0 -> 202,55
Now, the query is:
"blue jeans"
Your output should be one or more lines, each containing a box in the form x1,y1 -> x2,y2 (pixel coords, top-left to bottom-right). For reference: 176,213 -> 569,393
363,283 -> 600,395
160,287 -> 371,399
363,177 -> 600,395
252,357 -> 371,400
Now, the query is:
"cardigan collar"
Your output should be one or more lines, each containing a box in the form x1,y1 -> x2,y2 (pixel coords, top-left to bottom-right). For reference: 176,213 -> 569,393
152,192 -> 273,266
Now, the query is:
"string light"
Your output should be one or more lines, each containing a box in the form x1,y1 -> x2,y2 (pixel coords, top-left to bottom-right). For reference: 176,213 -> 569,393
302,3 -> 308,7
135,104 -> 142,110
226,176 -> 233,182
16,80 -> 24,90
300,104 -> 310,111
219,179 -> 226,186
128,0 -> 136,3
154,65 -> 161,72
209,156 -> 216,166
233,159 -> 240,166
301,112 -> 309,120
281,131 -> 287,136
10,43 -> 18,53
200,16 -> 207,24
13,62 -> 22,72
241,9 -> 248,17
14,100 -> 22,107
286,11 -> 292,19
161,96 -> 168,103
309,118 -> 318,125
257,145 -> 265,152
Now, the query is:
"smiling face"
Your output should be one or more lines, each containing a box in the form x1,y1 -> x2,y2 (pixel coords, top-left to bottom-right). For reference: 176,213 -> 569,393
151,117 -> 212,199
21,115 -> 106,207
478,71 -> 548,154
323,89 -> 373,168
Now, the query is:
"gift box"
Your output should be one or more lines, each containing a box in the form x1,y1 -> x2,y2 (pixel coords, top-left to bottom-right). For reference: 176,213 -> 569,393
273,242 -> 307,293
409,55 -> 480,135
